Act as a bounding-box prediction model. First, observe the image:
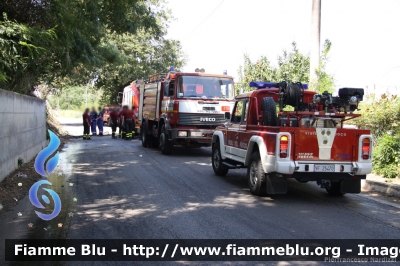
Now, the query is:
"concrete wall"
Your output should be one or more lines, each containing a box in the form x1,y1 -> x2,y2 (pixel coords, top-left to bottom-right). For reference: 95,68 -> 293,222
0,89 -> 47,182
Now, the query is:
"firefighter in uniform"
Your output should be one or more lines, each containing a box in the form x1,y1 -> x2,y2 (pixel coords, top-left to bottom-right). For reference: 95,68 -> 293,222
109,108 -> 119,139
82,108 -> 91,140
89,107 -> 98,136
97,107 -> 104,136
115,107 -> 122,138
122,106 -> 134,140
118,107 -> 126,139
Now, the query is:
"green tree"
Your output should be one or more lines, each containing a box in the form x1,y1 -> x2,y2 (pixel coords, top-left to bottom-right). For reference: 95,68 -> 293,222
313,39 -> 335,93
94,30 -> 186,105
0,13 -> 56,91
48,86 -> 101,111
237,40 -> 334,93
0,0 -> 169,93
236,54 -> 278,93
277,42 -> 310,84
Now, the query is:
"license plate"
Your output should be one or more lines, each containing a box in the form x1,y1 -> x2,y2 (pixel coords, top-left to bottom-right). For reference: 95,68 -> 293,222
315,164 -> 335,172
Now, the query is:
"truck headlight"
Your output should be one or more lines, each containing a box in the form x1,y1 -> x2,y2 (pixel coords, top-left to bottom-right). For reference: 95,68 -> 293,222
190,132 -> 202,137
178,131 -> 187,137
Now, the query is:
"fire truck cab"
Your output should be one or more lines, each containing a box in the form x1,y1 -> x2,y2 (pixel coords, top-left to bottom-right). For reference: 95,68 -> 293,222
139,68 -> 235,155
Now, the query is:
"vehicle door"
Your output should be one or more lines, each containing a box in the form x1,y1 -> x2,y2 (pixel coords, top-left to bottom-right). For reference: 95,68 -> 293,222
237,99 -> 250,157
226,99 -> 246,157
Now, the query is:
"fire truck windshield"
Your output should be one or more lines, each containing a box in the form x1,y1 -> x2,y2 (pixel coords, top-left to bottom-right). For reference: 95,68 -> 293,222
177,76 -> 234,100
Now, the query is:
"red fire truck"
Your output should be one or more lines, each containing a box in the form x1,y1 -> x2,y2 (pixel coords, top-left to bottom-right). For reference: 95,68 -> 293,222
119,82 -> 142,134
139,68 -> 235,155
212,81 -> 372,196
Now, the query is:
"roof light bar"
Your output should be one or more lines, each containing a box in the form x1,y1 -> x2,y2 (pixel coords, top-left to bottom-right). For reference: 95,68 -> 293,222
249,82 -> 308,89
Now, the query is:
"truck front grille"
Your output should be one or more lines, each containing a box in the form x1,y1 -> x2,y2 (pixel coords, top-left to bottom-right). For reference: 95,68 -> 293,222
178,113 -> 226,126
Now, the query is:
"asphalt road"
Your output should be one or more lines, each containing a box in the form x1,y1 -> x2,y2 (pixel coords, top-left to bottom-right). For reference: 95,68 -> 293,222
2,118 -> 400,266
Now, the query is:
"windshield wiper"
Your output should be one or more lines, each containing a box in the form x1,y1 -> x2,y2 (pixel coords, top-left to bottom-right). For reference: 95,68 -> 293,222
205,96 -> 229,100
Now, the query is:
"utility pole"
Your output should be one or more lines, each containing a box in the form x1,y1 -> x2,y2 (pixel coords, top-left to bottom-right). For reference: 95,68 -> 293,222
310,0 -> 321,90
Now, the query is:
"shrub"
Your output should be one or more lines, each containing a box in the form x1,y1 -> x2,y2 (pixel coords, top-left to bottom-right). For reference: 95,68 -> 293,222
372,134 -> 400,178
354,94 -> 400,140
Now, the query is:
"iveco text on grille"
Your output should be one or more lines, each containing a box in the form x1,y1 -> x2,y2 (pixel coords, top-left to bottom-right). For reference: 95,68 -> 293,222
200,117 -> 216,122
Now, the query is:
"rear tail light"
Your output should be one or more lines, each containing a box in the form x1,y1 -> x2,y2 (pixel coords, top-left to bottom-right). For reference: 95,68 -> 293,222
362,138 -> 371,160
279,135 -> 289,158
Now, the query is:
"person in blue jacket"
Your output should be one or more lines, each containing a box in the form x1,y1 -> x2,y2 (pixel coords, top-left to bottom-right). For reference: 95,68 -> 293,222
90,107 -> 98,136
97,107 -> 104,136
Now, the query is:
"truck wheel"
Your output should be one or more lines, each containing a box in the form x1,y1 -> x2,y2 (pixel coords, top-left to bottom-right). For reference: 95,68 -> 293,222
326,181 -> 345,196
212,142 -> 228,176
141,124 -> 148,147
248,152 -> 266,196
262,97 -> 277,126
160,125 -> 173,155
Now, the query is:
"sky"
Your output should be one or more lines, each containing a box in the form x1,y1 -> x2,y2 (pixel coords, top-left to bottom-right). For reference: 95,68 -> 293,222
166,0 -> 400,94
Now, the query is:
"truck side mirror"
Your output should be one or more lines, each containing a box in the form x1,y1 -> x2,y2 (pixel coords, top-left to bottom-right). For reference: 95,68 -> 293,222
116,96 -> 121,104
224,112 -> 231,120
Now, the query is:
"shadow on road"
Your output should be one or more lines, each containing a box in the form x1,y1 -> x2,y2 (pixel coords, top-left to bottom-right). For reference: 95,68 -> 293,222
15,128 -> 398,246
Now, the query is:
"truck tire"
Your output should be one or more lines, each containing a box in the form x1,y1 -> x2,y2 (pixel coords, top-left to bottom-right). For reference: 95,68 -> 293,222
141,124 -> 148,147
262,97 -> 277,126
160,125 -> 173,155
326,181 -> 345,196
212,142 -> 228,176
247,152 -> 266,196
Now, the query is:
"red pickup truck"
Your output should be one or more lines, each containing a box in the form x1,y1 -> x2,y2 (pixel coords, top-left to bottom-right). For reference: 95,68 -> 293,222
211,81 -> 372,196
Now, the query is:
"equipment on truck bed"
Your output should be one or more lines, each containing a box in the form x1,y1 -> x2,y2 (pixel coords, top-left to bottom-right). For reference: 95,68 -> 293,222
249,81 -> 365,129
250,81 -> 364,114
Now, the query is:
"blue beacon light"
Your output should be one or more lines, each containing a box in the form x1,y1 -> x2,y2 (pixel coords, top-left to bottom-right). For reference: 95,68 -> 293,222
249,82 -> 308,89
